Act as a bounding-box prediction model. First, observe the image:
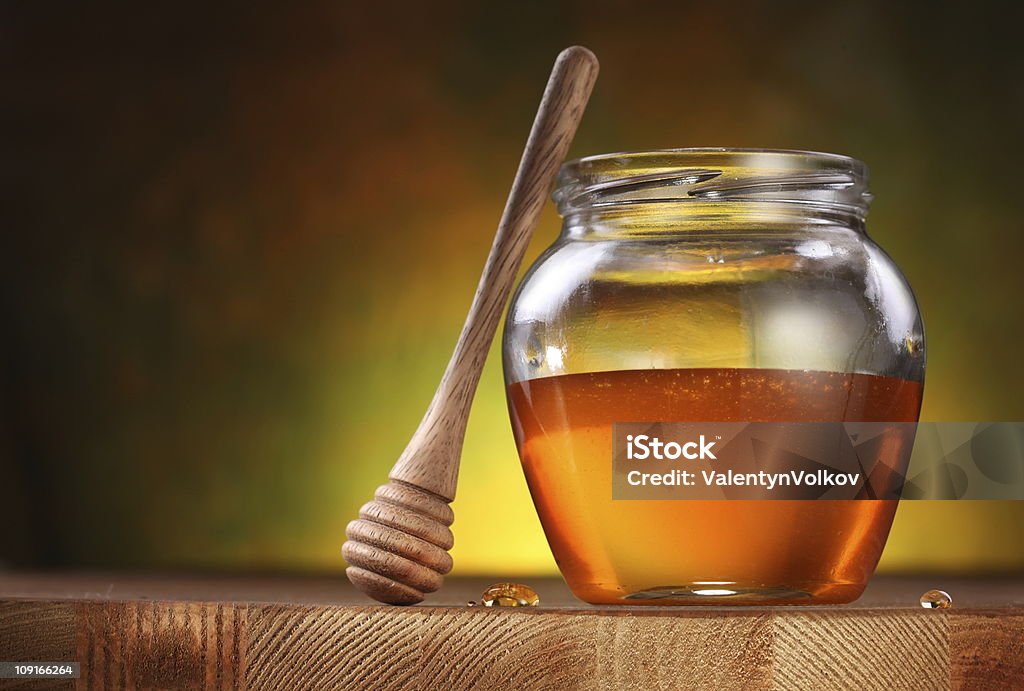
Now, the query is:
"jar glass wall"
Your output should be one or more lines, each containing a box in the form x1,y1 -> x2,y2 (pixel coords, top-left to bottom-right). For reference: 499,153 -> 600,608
502,149 -> 925,605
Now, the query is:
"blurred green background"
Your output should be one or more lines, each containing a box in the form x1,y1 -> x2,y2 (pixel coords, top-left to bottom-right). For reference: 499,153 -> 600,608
2,2 -> 1023,575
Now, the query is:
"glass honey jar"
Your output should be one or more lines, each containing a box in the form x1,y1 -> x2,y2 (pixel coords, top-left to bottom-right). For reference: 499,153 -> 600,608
503,149 -> 925,605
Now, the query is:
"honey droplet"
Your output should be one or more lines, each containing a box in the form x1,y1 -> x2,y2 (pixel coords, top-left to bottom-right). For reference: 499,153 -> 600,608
920,589 -> 952,609
481,582 -> 540,607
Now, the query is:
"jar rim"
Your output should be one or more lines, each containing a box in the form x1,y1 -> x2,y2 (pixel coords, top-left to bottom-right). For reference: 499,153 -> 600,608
556,147 -> 871,220
563,147 -> 867,172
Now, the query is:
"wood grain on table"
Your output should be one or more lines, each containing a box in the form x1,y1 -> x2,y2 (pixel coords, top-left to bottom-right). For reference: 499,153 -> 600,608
1,573 -> 1021,690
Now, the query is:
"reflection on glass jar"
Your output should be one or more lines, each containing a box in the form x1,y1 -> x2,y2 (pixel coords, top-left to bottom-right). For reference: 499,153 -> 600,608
503,149 -> 925,605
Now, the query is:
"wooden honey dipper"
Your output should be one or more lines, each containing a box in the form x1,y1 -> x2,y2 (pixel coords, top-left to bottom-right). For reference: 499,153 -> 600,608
343,46 -> 599,605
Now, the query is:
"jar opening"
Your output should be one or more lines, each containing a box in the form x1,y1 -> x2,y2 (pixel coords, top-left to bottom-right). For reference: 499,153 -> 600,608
555,148 -> 871,222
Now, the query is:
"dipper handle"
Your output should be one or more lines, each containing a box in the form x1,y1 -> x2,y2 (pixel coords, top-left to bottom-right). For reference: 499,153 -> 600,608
390,45 -> 599,498
344,47 -> 599,604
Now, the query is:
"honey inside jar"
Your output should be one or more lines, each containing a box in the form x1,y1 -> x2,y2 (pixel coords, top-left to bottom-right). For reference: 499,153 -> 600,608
507,367 -> 923,604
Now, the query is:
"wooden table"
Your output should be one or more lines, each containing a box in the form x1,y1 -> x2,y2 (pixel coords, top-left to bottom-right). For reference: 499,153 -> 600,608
1,572 -> 1021,689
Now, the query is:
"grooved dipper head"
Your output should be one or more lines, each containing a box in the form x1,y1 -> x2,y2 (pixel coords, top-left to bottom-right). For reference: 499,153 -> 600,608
342,481 -> 455,605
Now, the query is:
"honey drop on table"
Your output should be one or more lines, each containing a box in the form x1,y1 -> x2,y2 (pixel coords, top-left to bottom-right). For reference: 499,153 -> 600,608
481,583 -> 540,607
920,589 -> 952,609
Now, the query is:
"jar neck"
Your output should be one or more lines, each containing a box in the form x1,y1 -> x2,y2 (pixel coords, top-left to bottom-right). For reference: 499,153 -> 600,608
561,201 -> 867,240
555,148 -> 871,239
